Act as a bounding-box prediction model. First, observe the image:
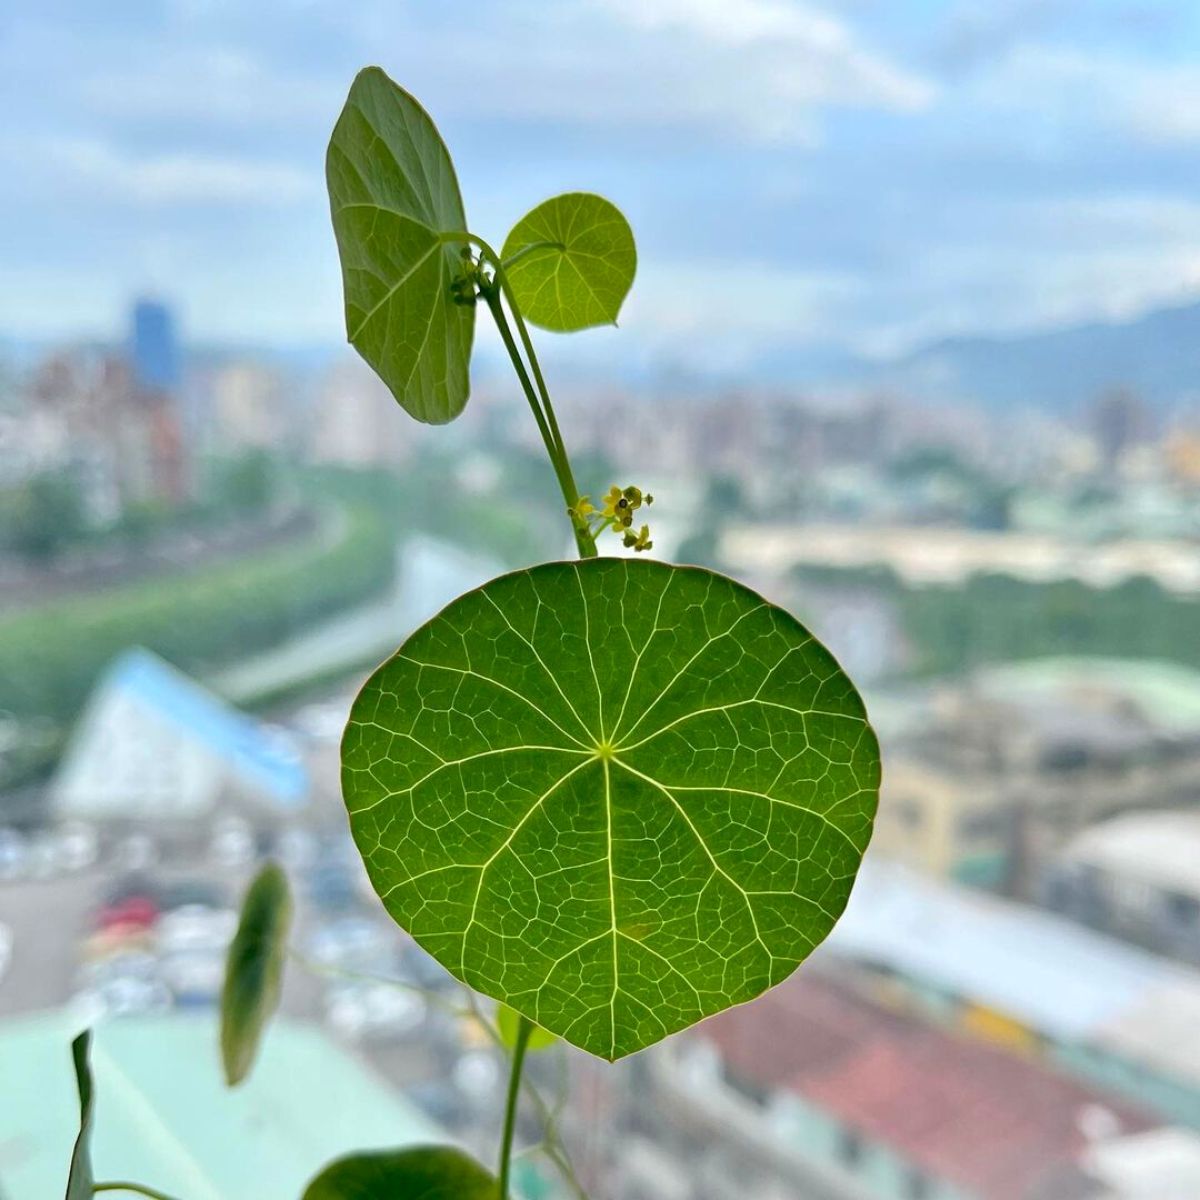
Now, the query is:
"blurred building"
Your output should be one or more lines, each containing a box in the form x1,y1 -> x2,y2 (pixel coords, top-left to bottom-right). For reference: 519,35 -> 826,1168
870,659 -> 1200,890
1044,812 -> 1200,964
1091,389 -> 1148,477
826,862 -> 1200,1130
130,299 -> 181,395
309,357 -> 405,465
211,360 -> 287,452
21,300 -> 189,515
683,967 -> 1158,1200
50,648 -> 308,849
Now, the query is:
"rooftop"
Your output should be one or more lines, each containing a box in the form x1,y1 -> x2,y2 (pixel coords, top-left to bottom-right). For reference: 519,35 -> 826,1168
824,860 -> 1198,1043
52,647 -> 308,818
702,971 -> 1154,1200
0,1012 -> 440,1199
1063,810 -> 1200,900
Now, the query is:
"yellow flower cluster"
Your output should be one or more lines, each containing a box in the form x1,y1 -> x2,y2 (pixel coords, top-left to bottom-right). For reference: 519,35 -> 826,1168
569,484 -> 654,552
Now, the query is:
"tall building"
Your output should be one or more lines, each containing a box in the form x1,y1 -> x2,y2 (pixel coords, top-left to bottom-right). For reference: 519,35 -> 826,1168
130,298 -> 181,394
127,298 -> 186,501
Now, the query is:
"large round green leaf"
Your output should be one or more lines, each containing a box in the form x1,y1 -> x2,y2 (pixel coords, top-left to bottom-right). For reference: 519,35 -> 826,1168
220,862 -> 292,1086
342,559 -> 878,1060
501,193 -> 636,332
326,66 -> 474,424
302,1146 -> 495,1200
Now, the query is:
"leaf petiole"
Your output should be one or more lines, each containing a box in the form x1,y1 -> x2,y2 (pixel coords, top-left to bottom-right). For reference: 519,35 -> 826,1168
439,231 -> 596,558
501,239 -> 565,271
497,1013 -> 534,1200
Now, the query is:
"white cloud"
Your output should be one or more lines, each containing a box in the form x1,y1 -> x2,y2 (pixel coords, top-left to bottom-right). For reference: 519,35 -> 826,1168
596,0 -> 933,113
975,45 -> 1200,146
40,138 -> 314,206
397,0 -> 934,146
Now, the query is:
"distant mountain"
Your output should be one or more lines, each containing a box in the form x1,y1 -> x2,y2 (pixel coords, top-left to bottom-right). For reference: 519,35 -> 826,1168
872,296 -> 1200,414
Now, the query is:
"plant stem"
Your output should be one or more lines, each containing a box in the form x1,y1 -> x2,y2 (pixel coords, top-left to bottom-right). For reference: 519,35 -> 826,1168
480,286 -> 596,558
93,1183 -> 182,1200
440,229 -> 596,558
497,1014 -> 534,1200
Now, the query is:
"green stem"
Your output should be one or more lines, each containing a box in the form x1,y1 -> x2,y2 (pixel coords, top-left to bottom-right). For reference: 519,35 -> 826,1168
441,230 -> 596,558
497,1014 -> 533,1200
481,286 -> 596,558
94,1183 -> 182,1200
499,276 -> 572,467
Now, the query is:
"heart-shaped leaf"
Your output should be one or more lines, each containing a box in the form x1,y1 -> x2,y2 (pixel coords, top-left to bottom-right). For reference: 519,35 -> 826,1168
342,559 -> 878,1060
302,1146 -> 496,1200
501,193 -> 636,332
497,1003 -> 557,1052
221,862 -> 292,1086
65,1031 -> 95,1200
327,66 -> 474,424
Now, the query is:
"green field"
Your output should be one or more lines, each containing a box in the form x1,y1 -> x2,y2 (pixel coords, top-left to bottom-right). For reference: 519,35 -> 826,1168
0,495 -> 393,733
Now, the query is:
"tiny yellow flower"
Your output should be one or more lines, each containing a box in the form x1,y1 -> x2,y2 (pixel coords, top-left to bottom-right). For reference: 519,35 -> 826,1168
623,524 -> 653,552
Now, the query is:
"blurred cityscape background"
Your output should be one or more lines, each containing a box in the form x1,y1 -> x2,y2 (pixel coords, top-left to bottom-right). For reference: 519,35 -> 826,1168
4,2 -> 1200,1198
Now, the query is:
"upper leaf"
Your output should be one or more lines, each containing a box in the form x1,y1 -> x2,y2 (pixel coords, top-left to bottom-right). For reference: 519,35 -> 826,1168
341,559 -> 879,1060
220,862 -> 292,1086
302,1146 -> 496,1200
64,1030 -> 94,1200
326,66 -> 474,424
501,193 -> 636,332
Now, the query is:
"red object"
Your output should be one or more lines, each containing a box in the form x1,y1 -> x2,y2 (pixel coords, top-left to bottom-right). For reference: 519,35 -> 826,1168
95,895 -> 158,931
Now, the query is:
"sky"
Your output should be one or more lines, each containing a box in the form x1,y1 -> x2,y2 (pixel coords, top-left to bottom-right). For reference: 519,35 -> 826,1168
2,0 -> 1200,375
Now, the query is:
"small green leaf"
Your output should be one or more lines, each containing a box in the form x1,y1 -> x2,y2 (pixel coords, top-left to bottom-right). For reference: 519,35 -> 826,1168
497,1004 -> 557,1051
342,559 -> 879,1060
220,862 -> 292,1086
302,1146 -> 496,1200
501,193 -> 636,332
327,66 -> 474,424
64,1030 -> 94,1200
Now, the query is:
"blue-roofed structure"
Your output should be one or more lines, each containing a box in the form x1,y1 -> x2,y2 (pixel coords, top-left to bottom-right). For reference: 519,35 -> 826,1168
51,648 -> 308,820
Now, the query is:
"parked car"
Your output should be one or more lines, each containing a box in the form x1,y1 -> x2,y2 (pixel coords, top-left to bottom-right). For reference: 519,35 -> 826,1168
0,828 -> 28,881
73,974 -> 172,1021
306,862 -> 361,914
325,981 -> 424,1042
210,816 -> 255,868
161,949 -> 225,1008
157,904 -> 236,955
307,917 -> 393,972
96,893 -> 159,933
54,823 -> 98,872
277,826 -> 318,873
73,948 -> 171,1020
161,880 -> 227,912
115,832 -> 158,871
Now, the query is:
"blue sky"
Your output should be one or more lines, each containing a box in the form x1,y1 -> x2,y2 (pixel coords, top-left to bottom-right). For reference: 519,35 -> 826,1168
2,0 -> 1199,373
